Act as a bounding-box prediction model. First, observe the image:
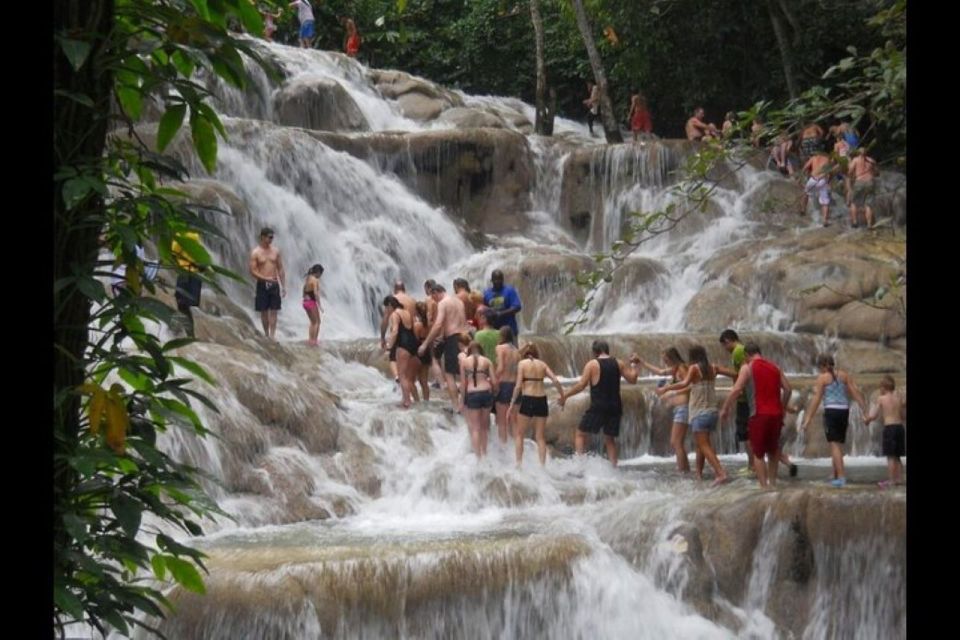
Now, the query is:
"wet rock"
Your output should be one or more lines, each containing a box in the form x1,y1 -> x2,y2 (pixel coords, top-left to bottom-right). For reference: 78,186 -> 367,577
273,76 -> 370,132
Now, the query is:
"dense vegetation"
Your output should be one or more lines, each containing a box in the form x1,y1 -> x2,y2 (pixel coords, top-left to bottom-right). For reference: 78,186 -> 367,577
275,0 -> 896,137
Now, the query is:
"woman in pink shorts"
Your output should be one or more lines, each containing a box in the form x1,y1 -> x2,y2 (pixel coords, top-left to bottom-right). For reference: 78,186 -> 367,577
302,263 -> 324,345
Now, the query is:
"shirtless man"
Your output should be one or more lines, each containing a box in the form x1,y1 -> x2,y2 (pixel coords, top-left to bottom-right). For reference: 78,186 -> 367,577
583,82 -> 600,136
453,278 -> 477,329
801,151 -> 834,226
249,227 -> 286,339
848,148 -> 879,228
417,283 -> 471,408
423,279 -> 444,386
685,107 -> 719,142
799,122 -> 825,162
380,280 -> 418,383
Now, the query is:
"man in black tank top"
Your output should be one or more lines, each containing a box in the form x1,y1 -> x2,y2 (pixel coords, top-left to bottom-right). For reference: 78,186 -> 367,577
560,339 -> 639,466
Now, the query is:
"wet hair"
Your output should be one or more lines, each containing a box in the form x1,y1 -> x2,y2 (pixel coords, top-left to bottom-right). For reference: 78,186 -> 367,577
521,343 -> 539,359
719,329 -> 739,344
415,301 -> 428,324
453,277 -> 470,292
394,280 -> 406,293
457,332 -> 471,347
591,339 -> 610,356
424,278 -> 436,291
467,341 -> 484,386
478,308 -> 495,326
663,347 -> 685,367
382,295 -> 401,309
259,226 -> 274,237
816,354 -> 837,382
431,283 -> 446,294
880,375 -> 895,391
498,326 -> 514,344
306,263 -> 324,276
688,345 -> 714,381
744,342 -> 762,356
491,269 -> 504,281
468,290 -> 484,306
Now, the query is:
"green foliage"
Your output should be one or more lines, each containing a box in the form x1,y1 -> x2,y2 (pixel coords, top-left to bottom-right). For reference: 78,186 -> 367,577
54,0 -> 267,636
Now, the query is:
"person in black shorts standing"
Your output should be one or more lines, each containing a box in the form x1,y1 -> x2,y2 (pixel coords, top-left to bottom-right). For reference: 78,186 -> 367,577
249,227 -> 286,340
508,343 -> 565,467
561,339 -> 639,467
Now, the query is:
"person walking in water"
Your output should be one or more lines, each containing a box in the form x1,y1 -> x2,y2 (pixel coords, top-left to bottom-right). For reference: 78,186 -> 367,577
249,227 -> 286,340
380,280 -> 418,385
634,348 -> 690,473
383,295 -> 420,409
799,354 -> 866,487
720,343 -> 793,488
301,263 -> 324,346
494,326 -> 520,445
508,343 -> 565,466
658,345 -> 728,485
460,341 -> 496,459
864,375 -> 906,488
288,1 -> 316,48
563,340 -> 639,467
418,283 -> 471,409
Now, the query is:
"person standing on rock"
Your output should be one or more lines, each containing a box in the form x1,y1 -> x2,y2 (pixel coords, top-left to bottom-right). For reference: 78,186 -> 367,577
418,283 -> 471,409
171,232 -> 203,338
509,343 -> 565,467
563,340 -> 639,468
720,343 -> 793,488
628,93 -> 653,141
633,348 -> 690,473
864,375 -> 906,488
483,269 -> 522,344
583,82 -> 601,136
301,263 -> 324,346
799,354 -> 867,488
288,0 -> 315,49
801,150 -> 834,226
454,278 -> 477,331
249,227 -> 286,340
342,17 -> 361,57
658,345 -> 728,485
848,147 -> 879,228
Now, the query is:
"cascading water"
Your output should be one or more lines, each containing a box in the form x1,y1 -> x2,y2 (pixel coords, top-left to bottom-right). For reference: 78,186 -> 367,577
102,37 -> 906,640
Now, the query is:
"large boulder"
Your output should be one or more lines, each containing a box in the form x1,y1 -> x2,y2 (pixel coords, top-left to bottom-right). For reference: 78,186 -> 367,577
369,69 -> 464,121
272,76 -> 369,132
437,107 -> 508,129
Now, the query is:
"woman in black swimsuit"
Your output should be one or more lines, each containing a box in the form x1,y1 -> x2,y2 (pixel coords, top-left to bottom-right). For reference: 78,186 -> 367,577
460,341 -> 497,460
383,295 -> 420,408
508,343 -> 565,466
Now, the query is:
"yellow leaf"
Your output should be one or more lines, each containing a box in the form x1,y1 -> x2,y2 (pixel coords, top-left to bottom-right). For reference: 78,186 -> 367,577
105,386 -> 129,454
126,264 -> 141,295
88,388 -> 107,435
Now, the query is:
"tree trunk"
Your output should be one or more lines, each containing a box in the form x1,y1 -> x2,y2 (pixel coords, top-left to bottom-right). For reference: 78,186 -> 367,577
569,0 -> 622,143
530,0 -> 552,135
767,0 -> 798,100
53,0 -> 115,573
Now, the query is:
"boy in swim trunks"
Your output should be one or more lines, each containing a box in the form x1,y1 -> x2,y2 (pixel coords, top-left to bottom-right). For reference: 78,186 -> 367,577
864,376 -> 906,488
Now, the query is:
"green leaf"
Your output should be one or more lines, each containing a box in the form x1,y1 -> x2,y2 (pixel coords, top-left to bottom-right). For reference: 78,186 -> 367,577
117,86 -> 143,121
165,556 -> 206,593
168,357 -> 216,385
59,38 -> 92,71
190,113 -> 217,173
171,50 -> 196,78
111,495 -> 143,537
62,178 -> 92,210
62,513 -> 89,543
190,0 -> 211,20
163,337 -> 197,352
151,554 -> 167,581
54,584 -> 85,620
234,0 -> 264,35
54,89 -> 95,108
157,104 -> 187,152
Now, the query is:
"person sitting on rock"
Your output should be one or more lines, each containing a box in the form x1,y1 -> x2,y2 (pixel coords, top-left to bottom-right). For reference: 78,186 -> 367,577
685,107 -> 719,142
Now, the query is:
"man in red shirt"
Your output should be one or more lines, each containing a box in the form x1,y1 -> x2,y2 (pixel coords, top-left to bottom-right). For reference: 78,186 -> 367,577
720,343 -> 792,488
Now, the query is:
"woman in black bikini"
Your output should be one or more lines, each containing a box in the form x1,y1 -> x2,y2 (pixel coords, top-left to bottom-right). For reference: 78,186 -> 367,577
508,343 -> 565,466
460,341 -> 497,460
383,295 -> 420,408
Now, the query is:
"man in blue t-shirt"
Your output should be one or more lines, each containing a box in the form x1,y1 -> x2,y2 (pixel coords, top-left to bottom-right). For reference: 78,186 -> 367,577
482,269 -> 522,343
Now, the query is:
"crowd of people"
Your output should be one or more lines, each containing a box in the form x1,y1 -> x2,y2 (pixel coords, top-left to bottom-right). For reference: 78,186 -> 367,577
260,1 -> 361,57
